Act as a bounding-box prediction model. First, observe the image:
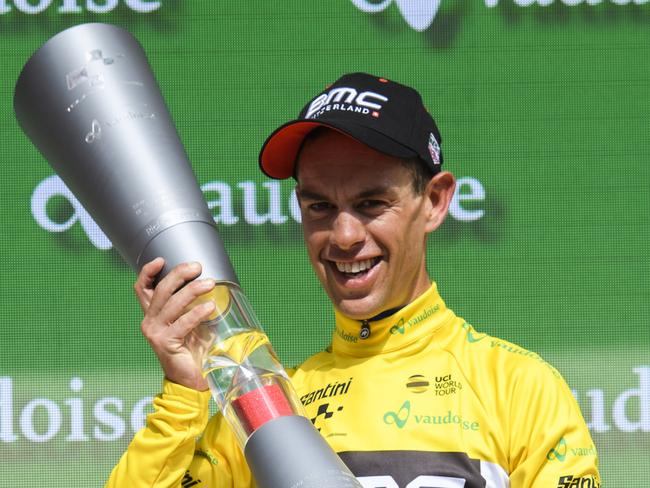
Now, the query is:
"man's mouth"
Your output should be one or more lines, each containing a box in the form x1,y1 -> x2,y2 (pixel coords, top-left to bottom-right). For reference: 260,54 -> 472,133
333,257 -> 381,278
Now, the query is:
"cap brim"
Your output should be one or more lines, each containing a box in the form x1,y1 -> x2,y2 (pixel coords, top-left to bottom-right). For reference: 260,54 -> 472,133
259,119 -> 418,179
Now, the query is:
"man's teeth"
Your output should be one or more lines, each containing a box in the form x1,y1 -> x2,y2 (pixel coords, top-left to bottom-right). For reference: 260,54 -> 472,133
336,259 -> 376,274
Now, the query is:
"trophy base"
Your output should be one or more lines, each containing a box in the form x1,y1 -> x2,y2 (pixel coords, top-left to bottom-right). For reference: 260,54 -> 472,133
244,415 -> 361,488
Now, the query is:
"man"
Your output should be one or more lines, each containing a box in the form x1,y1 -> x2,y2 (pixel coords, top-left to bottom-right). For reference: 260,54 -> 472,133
107,73 -> 600,487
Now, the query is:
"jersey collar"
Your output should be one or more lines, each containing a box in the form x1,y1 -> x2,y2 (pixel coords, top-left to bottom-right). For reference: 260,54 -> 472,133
331,282 -> 455,357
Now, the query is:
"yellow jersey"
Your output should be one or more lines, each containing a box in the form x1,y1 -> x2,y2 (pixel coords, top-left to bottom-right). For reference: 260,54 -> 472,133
106,283 -> 600,487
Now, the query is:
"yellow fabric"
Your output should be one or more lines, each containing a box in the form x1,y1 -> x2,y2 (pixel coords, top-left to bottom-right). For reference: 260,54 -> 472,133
105,380 -> 212,487
106,283 -> 600,487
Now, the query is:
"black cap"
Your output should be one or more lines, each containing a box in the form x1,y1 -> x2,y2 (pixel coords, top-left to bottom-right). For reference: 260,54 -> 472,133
259,72 -> 443,179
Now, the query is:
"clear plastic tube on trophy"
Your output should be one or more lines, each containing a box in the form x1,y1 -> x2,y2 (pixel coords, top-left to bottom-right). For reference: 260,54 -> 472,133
193,283 -> 300,444
14,23 -> 361,488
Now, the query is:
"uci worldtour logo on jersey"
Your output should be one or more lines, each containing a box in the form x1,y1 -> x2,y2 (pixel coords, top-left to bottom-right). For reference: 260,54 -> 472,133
406,373 -> 462,396
305,86 -> 388,120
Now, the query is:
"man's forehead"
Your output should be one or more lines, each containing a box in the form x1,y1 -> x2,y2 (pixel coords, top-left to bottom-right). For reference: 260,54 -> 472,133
297,133 -> 407,173
301,127 -> 374,154
294,128 -> 417,195
297,180 -> 397,200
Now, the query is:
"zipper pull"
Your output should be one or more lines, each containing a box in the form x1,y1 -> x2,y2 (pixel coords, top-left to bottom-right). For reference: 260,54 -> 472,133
360,319 -> 371,340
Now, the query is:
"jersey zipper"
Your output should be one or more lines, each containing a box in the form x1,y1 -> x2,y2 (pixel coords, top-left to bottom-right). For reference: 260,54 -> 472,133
360,319 -> 371,340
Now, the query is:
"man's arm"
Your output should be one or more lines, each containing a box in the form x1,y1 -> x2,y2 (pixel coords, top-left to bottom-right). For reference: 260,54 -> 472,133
508,363 -> 601,488
105,259 -> 222,487
106,380 -> 211,487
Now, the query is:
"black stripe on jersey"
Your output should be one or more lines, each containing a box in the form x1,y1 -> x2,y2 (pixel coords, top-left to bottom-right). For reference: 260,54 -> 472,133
339,450 -> 487,488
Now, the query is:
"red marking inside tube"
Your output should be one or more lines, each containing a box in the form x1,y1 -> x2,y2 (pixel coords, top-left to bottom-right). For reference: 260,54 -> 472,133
232,384 -> 293,434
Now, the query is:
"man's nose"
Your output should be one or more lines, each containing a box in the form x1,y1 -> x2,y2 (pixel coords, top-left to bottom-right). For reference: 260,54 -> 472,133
330,211 -> 366,250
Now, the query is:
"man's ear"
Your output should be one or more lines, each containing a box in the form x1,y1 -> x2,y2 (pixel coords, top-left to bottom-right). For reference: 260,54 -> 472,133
423,171 -> 456,233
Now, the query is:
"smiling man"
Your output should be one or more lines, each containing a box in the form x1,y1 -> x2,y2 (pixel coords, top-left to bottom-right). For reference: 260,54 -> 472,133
294,129 -> 449,321
107,73 -> 601,487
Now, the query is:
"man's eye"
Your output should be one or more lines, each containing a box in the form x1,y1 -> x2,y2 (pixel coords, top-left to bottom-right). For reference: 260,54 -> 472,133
308,202 -> 333,212
357,200 -> 384,209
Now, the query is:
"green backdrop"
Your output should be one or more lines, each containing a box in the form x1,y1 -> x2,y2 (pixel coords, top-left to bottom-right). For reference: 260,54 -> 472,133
0,1 -> 648,486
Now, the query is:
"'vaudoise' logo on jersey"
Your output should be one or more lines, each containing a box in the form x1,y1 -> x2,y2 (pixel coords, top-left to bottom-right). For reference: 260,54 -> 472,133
546,437 -> 568,462
383,400 -> 411,428
547,436 -> 599,465
383,400 -> 479,431
389,304 -> 439,335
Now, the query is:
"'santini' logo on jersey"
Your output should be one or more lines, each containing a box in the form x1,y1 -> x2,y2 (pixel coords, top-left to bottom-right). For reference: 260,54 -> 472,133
300,377 -> 353,406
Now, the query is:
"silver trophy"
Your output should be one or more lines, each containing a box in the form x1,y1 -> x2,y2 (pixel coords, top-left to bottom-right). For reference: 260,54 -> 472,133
14,23 -> 361,488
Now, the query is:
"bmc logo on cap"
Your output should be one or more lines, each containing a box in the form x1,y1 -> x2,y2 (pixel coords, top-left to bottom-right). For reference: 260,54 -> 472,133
305,86 -> 388,119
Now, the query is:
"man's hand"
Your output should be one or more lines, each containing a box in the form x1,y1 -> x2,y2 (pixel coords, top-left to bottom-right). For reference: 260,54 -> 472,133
134,258 -> 216,391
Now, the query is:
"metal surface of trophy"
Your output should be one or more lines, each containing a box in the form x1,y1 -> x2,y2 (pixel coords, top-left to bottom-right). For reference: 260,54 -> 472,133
14,23 -> 361,488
